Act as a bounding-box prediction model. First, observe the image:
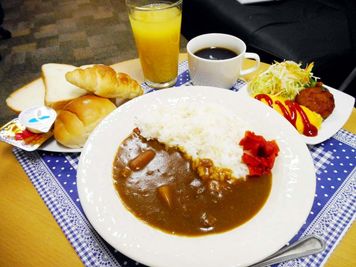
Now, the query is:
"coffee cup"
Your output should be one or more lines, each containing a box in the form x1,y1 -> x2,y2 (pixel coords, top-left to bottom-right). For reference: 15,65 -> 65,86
187,33 -> 260,88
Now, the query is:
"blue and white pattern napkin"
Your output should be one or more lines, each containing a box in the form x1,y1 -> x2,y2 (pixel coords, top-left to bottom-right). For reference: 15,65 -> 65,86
14,61 -> 356,267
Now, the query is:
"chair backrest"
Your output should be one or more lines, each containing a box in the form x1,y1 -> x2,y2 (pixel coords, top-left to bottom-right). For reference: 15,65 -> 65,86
339,67 -> 356,92
344,0 -> 356,60
0,3 -> 4,25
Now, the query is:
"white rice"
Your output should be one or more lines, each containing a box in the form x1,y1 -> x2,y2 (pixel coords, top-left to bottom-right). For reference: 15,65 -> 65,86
135,102 -> 249,180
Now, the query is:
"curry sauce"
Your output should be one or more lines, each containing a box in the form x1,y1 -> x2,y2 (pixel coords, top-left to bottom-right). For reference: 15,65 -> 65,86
113,131 -> 272,236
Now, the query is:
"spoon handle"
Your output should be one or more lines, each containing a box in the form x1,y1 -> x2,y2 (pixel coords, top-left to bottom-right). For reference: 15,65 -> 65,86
250,235 -> 325,267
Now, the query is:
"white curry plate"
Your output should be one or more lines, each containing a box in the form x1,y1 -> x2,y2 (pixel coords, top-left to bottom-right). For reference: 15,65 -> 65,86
77,86 -> 316,267
238,84 -> 355,145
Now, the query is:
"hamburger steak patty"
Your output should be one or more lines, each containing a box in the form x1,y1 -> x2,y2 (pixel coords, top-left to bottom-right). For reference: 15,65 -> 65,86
295,86 -> 335,119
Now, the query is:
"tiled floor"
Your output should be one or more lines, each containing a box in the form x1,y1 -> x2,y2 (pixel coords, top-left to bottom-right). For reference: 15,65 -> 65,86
0,0 -> 187,125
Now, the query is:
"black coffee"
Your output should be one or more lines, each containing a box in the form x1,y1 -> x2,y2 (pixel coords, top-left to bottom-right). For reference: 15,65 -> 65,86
194,47 -> 238,60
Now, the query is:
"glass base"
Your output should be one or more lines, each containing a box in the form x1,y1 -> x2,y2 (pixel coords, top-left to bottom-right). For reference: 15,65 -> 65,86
145,77 -> 177,89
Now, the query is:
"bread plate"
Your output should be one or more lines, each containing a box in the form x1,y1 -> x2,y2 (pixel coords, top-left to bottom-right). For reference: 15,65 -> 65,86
39,138 -> 81,153
238,84 -> 355,145
77,86 -> 316,267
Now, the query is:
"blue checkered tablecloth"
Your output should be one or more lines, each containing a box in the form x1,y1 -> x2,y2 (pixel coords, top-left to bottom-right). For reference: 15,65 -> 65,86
13,61 -> 356,267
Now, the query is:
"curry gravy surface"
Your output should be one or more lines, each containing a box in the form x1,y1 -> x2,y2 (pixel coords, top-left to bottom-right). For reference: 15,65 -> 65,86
113,132 -> 272,236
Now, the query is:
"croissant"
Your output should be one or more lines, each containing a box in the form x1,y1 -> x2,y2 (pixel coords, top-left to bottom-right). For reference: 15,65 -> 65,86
65,64 -> 144,99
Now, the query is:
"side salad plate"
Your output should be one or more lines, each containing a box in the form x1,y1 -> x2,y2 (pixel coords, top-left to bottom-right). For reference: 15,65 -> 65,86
238,61 -> 355,145
238,85 -> 354,145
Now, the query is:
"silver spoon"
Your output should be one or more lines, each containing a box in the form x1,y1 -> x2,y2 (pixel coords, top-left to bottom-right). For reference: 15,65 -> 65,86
250,235 -> 325,267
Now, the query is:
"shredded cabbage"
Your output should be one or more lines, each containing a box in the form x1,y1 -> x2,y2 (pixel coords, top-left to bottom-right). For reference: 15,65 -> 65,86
248,61 -> 317,99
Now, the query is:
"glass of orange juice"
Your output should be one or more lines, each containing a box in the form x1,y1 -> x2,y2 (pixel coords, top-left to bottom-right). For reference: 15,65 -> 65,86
126,0 -> 182,89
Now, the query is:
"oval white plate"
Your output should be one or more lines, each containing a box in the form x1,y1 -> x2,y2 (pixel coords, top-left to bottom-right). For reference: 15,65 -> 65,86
77,86 -> 316,267
238,84 -> 355,145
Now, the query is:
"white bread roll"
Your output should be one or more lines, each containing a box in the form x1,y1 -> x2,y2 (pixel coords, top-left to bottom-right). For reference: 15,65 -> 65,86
54,95 -> 116,148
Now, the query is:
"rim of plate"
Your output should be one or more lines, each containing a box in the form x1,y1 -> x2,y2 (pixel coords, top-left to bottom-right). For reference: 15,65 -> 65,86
77,86 -> 316,267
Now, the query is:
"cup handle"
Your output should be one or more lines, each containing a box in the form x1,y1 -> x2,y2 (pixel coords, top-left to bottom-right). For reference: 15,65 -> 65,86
240,52 -> 260,76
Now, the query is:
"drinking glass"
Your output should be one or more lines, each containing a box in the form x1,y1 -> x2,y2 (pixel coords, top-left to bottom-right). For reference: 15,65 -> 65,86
126,0 -> 182,89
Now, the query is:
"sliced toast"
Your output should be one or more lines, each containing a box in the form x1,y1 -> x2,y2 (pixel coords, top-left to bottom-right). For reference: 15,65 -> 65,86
6,78 -> 45,113
42,63 -> 87,110
5,59 -> 146,113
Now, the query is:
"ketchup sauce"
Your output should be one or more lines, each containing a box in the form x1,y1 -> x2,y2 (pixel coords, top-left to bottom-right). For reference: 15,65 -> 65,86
255,94 -> 318,136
